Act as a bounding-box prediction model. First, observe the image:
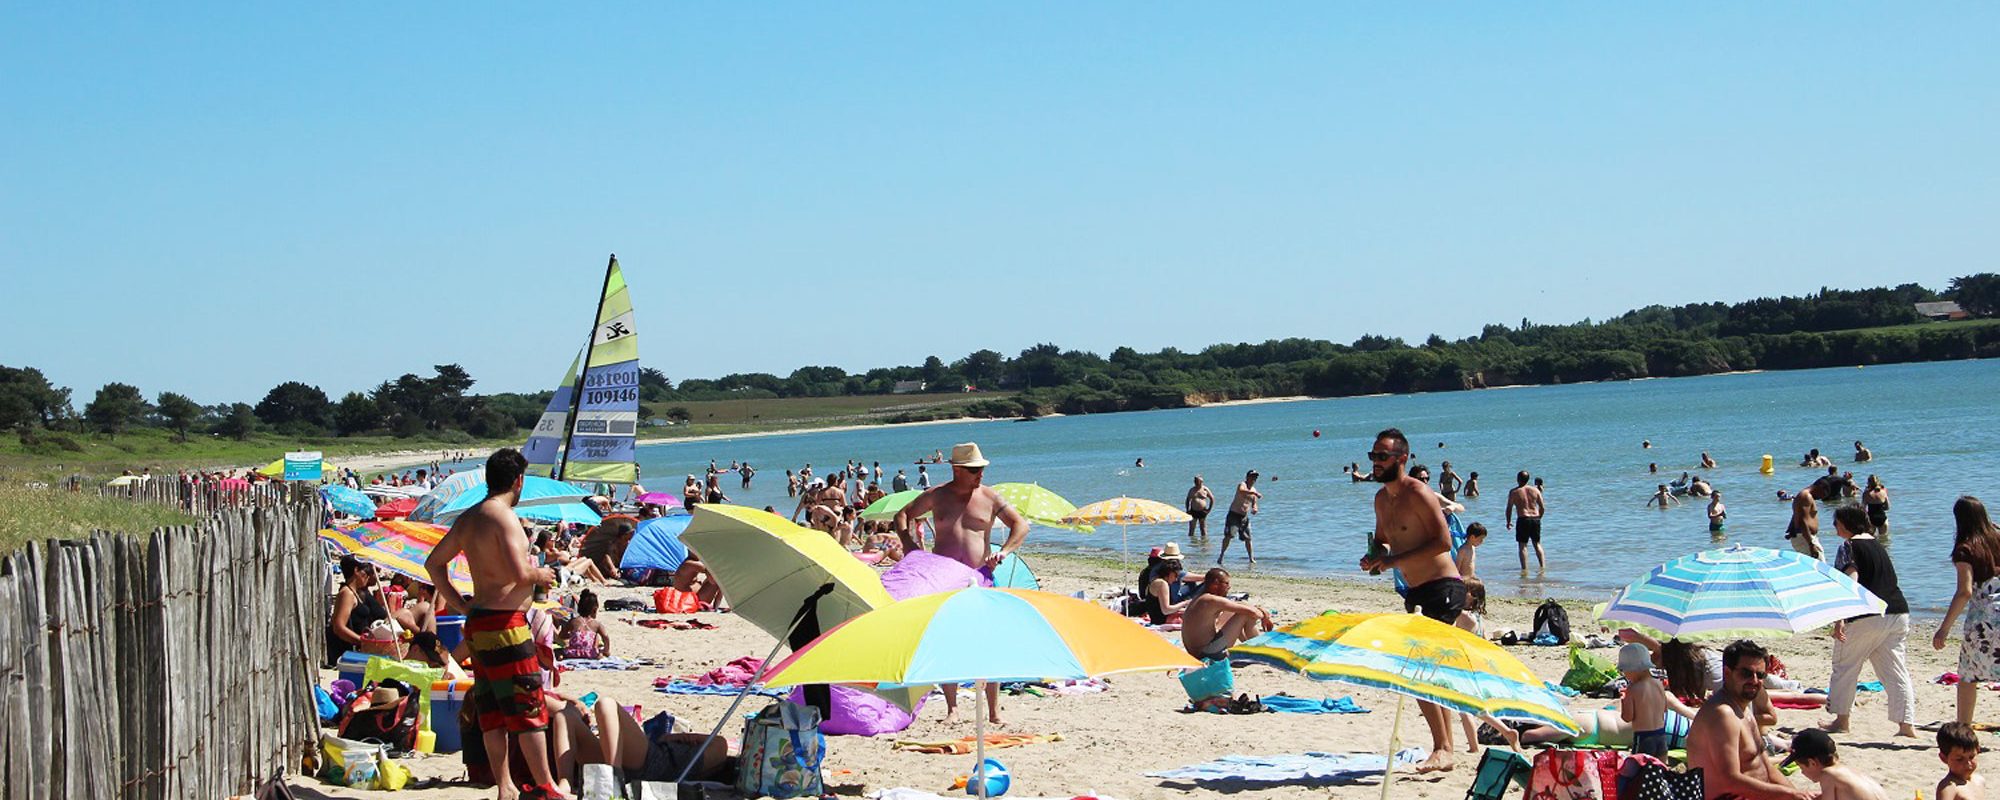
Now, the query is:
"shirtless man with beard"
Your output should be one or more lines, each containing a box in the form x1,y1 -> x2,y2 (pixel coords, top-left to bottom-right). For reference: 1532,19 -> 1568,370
1358,427 -> 1465,774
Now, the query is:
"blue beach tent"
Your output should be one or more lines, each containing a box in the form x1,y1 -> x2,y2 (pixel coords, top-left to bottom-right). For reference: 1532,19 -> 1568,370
622,515 -> 694,573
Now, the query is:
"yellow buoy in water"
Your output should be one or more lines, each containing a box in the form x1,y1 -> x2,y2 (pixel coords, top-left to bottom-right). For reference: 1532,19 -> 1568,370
1760,454 -> 1774,476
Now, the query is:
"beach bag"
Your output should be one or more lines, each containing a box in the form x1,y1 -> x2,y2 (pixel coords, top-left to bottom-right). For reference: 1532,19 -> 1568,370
1624,763 -> 1701,800
363,657 -> 444,733
1560,644 -> 1621,693
318,733 -> 411,790
737,702 -> 824,799
1532,599 -> 1571,645
1467,747 -> 1533,800
1528,749 -> 1621,800
314,685 -> 340,722
654,587 -> 703,614
338,683 -> 421,753
1178,658 -> 1235,702
1613,754 -> 1664,800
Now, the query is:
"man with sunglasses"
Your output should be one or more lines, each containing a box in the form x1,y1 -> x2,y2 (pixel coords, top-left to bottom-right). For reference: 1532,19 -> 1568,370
896,441 -> 1031,726
1688,640 -> 1812,800
1358,427 -> 1465,774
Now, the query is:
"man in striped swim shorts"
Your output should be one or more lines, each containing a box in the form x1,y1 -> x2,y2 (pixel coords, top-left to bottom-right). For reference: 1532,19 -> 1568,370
429,449 -> 564,800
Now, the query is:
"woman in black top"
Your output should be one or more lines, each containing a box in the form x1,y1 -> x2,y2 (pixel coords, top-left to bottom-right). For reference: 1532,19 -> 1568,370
326,555 -> 391,666
1135,559 -> 1193,625
1824,503 -> 1915,737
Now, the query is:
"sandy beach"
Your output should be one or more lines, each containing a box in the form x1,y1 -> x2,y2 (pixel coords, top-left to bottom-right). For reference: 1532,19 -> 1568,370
315,553 -> 1956,800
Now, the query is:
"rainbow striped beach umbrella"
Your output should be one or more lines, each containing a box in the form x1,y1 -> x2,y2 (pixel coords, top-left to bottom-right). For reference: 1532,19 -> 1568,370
763,587 -> 1200,799
1598,544 -> 1884,638
1233,612 -> 1579,734
319,520 -> 473,595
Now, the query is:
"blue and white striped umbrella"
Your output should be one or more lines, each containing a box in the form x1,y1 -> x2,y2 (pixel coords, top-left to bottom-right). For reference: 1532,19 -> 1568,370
320,485 -> 378,519
1599,544 -> 1884,638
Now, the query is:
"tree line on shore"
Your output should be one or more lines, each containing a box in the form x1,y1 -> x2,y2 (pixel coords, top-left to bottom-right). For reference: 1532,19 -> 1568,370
2,274 -> 1996,448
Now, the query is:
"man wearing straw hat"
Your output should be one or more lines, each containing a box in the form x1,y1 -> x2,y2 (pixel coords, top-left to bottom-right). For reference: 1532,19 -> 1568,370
897,442 -> 1031,725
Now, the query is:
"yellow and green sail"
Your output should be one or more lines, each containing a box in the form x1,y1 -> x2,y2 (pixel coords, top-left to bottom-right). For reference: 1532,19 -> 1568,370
561,257 -> 640,485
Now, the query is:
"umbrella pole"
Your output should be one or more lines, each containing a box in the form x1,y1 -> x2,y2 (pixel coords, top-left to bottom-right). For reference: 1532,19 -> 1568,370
974,681 -> 988,800
1379,694 -> 1406,800
675,582 -> 837,784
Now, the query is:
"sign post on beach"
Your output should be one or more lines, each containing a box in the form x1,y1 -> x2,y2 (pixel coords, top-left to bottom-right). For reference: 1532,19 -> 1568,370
282,450 -> 324,481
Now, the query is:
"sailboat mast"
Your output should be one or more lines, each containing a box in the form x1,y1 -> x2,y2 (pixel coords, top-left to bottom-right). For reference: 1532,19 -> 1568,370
556,253 -> 619,482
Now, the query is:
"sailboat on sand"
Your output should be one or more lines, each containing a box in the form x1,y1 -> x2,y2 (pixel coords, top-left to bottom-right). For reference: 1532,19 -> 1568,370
522,255 -> 642,493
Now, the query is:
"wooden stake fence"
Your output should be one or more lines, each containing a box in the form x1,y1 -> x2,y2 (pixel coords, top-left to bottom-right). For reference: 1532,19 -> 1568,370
1,481 -> 325,799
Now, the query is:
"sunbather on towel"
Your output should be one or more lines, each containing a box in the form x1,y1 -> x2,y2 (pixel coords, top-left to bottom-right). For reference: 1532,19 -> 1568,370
1182,568 -> 1273,660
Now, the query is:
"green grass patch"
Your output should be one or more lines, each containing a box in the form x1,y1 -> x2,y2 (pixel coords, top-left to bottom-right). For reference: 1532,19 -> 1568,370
0,483 -> 196,554
1820,317 -> 2000,336
640,392 -> 1016,432
0,427 -> 519,483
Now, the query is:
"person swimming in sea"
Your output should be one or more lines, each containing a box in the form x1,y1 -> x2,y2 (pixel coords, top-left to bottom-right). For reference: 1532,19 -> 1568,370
1707,491 -> 1727,535
1647,484 -> 1680,509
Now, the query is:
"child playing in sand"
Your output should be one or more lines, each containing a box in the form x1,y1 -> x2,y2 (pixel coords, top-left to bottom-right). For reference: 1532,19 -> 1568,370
1939,722 -> 1986,800
561,589 -> 610,660
1619,642 -> 1671,758
1783,729 -> 1886,800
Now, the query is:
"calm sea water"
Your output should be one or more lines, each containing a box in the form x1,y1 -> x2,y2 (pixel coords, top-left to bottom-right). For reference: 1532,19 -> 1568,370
633,359 -> 2000,614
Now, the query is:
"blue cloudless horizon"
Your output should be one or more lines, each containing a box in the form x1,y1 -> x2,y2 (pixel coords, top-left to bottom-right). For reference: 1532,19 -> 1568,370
3,4 -> 1995,404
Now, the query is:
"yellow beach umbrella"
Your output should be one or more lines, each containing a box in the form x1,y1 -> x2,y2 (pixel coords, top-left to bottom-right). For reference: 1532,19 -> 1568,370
677,504 -> 924,708
1061,496 -> 1192,567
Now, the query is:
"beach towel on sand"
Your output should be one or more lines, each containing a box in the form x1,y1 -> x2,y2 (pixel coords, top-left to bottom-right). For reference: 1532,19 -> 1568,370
1148,748 -> 1425,784
891,733 -> 1063,755
1258,695 -> 1368,715
656,680 -> 787,698
871,791 -> 1119,800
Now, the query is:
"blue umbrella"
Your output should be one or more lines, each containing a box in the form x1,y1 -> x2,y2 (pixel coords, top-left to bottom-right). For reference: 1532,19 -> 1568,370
321,485 -> 378,519
419,471 -> 593,523
622,515 -> 694,573
1598,544 -> 1884,638
986,544 -> 1040,590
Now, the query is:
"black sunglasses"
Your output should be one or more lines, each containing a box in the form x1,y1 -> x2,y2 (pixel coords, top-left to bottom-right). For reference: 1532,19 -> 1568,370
1367,450 -> 1403,462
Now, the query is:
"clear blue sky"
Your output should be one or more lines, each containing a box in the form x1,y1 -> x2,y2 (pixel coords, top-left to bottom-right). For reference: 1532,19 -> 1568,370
4,4 -> 1994,404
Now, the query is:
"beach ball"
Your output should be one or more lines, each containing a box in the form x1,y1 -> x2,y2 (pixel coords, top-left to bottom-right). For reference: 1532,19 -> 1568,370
966,758 -> 1010,797
1312,429 -> 1321,438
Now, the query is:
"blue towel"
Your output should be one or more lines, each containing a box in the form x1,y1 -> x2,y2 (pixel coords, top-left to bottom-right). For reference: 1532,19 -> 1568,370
1857,681 -> 1884,692
1532,632 -> 1559,646
1149,748 -> 1426,784
1260,695 -> 1370,715
655,680 -> 785,698
1546,682 -> 1580,697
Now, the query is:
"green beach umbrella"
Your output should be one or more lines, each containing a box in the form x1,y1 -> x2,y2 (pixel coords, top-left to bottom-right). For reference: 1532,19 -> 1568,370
860,489 -> 924,522
990,482 -> 1095,533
